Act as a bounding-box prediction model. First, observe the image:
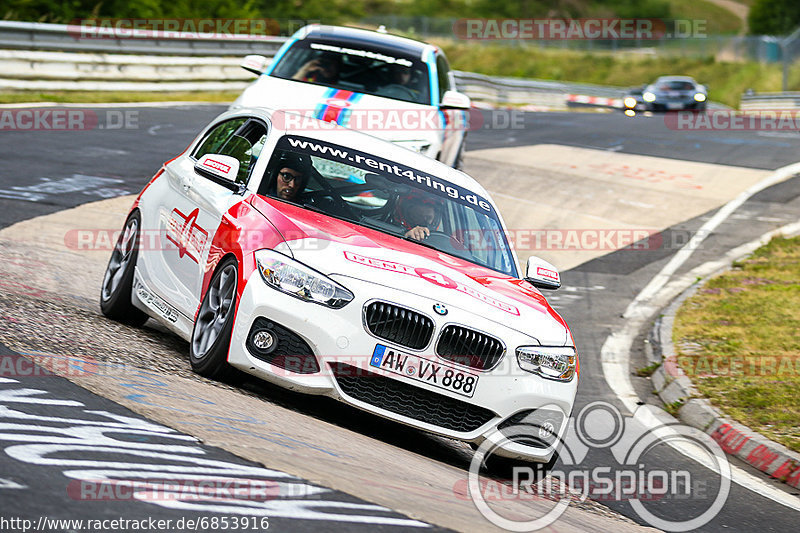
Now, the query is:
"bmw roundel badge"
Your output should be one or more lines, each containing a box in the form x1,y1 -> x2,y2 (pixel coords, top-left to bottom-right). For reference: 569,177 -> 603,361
433,303 -> 448,316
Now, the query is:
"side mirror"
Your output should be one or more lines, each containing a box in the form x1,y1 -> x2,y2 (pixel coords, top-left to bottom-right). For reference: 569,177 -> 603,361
440,90 -> 471,110
525,256 -> 561,290
194,154 -> 240,183
241,55 -> 269,76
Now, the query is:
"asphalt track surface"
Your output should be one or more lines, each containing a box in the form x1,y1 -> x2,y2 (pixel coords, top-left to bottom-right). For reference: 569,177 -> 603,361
0,345 -> 438,532
1,105 -> 800,531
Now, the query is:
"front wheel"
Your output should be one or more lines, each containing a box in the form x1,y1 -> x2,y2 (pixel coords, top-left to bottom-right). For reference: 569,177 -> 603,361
190,257 -> 239,380
100,211 -> 149,326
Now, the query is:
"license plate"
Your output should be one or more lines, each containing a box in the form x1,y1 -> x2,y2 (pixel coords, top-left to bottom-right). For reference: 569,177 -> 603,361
370,344 -> 479,398
667,102 -> 683,110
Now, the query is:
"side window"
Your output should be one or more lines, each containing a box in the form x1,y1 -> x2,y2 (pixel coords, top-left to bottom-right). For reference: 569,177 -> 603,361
436,54 -> 451,101
194,118 -> 247,159
193,118 -> 269,184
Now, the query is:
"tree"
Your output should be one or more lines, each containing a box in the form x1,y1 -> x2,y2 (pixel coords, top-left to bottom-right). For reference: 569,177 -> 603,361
749,0 -> 800,36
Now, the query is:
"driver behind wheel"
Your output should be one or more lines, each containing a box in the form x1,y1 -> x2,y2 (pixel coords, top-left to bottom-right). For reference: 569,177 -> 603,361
394,192 -> 442,241
266,152 -> 312,202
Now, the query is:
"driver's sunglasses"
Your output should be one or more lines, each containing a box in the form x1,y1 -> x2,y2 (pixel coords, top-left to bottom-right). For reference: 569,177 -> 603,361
278,171 -> 301,184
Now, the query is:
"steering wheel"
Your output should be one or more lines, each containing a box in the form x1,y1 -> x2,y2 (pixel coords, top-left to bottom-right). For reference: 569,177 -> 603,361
381,84 -> 417,100
422,231 -> 456,248
300,189 -> 361,221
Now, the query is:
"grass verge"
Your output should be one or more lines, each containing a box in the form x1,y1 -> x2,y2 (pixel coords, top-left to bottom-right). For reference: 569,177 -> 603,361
673,235 -> 800,452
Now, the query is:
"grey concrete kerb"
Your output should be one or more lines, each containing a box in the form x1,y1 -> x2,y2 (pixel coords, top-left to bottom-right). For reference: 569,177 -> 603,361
648,258 -> 800,491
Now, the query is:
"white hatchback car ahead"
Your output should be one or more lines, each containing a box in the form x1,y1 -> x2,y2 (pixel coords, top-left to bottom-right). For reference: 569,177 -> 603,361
231,24 -> 471,168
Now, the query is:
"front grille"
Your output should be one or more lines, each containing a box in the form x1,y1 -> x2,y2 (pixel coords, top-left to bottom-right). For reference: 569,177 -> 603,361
364,301 -> 434,350
330,363 -> 495,433
497,409 -> 564,449
246,317 -> 319,374
436,325 -> 505,370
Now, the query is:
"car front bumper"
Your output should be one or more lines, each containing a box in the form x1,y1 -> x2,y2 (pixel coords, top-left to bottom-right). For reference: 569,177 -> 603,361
227,270 -> 578,462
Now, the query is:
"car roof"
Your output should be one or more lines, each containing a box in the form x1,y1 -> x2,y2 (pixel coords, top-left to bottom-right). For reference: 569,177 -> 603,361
655,76 -> 697,82
225,106 -> 489,198
294,24 -> 434,59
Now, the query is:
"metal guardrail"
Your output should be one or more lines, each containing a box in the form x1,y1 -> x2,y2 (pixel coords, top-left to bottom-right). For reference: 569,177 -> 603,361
0,19 -> 679,109
741,92 -> 800,110
0,20 -> 286,56
453,71 -> 626,108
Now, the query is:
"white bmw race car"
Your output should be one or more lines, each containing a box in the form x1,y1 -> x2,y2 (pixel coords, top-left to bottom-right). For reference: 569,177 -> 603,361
230,24 -> 471,168
100,107 -> 578,463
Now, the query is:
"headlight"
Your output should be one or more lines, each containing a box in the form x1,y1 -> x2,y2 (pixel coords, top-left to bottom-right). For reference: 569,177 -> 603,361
516,346 -> 577,382
392,140 -> 431,154
255,249 -> 354,308
694,93 -> 706,102
642,92 -> 656,103
623,97 -> 637,108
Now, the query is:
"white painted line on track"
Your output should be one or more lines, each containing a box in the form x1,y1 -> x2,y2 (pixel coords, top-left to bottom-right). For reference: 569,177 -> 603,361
602,159 -> 800,510
623,161 -> 800,318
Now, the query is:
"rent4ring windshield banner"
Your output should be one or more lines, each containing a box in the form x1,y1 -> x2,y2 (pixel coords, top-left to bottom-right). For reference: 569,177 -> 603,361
276,135 -> 497,217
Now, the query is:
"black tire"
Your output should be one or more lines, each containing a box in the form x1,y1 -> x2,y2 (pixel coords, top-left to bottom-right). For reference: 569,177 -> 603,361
190,257 -> 239,381
100,211 -> 149,326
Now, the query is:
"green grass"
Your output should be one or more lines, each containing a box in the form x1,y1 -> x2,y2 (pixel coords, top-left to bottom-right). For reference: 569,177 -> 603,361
673,236 -> 800,452
0,91 -> 240,104
4,50 -> 794,108
664,399 -> 686,416
666,0 -> 745,34
637,361 -> 662,377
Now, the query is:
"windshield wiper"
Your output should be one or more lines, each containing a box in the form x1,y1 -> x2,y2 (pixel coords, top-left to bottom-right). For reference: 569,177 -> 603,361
401,235 -> 441,252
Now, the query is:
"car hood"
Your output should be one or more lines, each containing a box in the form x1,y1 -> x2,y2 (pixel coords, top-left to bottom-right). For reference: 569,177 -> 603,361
234,75 -> 440,142
248,195 -> 570,345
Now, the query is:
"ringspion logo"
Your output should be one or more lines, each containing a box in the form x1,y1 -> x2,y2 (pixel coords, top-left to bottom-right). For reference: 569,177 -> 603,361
466,402 -> 731,531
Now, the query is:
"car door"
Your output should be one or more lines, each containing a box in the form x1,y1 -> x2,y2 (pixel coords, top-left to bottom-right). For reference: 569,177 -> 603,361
151,117 -> 269,320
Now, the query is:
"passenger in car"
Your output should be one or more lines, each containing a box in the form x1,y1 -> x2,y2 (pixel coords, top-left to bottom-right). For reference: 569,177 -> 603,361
380,64 -> 421,100
394,192 -> 442,241
292,53 -> 341,84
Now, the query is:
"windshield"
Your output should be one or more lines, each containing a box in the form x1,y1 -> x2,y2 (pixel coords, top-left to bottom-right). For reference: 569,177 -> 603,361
270,39 -> 432,105
658,81 -> 696,91
259,135 -> 518,277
